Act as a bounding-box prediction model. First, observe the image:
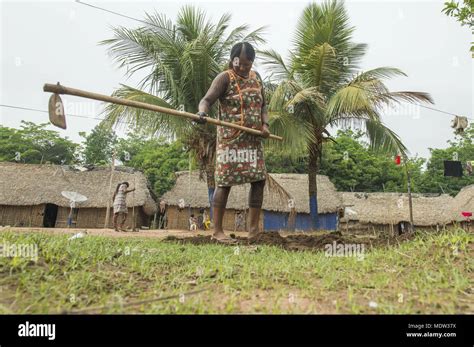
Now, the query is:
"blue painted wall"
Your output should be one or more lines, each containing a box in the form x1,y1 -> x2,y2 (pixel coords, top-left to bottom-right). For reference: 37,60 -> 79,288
263,210 -> 338,231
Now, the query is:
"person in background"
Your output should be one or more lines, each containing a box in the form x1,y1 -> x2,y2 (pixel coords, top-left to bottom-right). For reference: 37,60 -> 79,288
197,209 -> 205,230
112,181 -> 135,232
234,211 -> 246,232
203,209 -> 211,230
189,214 -> 198,231
158,199 -> 167,229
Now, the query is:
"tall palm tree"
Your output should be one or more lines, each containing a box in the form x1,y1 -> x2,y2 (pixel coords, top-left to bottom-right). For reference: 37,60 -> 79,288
100,5 -> 265,204
261,1 -> 434,229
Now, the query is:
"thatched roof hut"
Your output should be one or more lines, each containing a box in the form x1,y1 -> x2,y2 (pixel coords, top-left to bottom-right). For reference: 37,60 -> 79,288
450,185 -> 474,222
340,192 -> 454,226
0,162 -> 157,215
161,171 -> 341,213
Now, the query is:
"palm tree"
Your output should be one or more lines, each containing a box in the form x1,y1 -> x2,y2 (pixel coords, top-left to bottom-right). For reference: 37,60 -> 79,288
261,1 -> 434,229
100,5 -> 265,204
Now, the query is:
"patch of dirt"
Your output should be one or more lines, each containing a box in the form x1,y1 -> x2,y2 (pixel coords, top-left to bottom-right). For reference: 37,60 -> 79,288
163,231 -> 415,252
245,232 -> 288,247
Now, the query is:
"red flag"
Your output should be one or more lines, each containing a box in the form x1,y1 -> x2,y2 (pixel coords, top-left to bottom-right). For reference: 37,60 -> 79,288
395,155 -> 401,165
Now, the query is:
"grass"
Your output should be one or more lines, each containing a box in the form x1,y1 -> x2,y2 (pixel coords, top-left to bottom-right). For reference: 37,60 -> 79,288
0,227 -> 472,314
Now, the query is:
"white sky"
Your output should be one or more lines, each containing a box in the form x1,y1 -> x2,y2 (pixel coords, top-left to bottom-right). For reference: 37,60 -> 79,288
1,0 -> 472,160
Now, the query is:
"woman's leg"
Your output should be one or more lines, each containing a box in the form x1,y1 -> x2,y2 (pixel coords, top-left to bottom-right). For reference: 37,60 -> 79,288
212,186 -> 231,240
248,179 -> 266,238
113,213 -> 119,231
120,213 -> 127,231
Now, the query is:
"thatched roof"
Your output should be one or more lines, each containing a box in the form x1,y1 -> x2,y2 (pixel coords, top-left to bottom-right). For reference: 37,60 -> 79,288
340,192 -> 454,226
0,162 -> 157,215
161,171 -> 341,213
450,185 -> 474,222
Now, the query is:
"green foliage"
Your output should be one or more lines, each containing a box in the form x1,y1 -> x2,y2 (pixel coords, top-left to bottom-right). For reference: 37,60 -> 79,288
79,124 -> 118,165
442,0 -> 474,55
265,129 -> 424,192
0,121 -> 78,164
265,148 -> 307,174
265,127 -> 473,195
418,126 -> 474,195
443,0 -> 473,27
319,129 -> 425,192
116,134 -> 190,196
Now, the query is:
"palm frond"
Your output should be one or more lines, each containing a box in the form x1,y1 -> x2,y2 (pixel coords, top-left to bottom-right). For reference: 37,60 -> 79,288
258,48 -> 292,80
349,67 -> 407,83
326,85 -> 378,119
101,85 -> 189,139
364,119 -> 408,156
372,91 -> 434,106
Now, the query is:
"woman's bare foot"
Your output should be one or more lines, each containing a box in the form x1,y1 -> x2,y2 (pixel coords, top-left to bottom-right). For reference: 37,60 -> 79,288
211,231 -> 237,244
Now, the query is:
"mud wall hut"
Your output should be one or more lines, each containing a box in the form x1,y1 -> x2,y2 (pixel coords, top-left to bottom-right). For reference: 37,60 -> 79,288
0,162 -> 157,229
161,171 -> 342,231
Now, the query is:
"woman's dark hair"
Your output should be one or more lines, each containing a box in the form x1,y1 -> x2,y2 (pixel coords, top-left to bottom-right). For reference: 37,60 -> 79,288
123,181 -> 130,187
228,42 -> 256,68
113,183 -> 121,200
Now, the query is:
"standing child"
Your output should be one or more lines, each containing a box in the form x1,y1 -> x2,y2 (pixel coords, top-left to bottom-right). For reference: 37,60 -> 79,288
189,214 -> 198,231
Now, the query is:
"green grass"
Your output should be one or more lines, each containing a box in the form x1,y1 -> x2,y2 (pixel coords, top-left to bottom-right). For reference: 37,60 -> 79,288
0,228 -> 472,314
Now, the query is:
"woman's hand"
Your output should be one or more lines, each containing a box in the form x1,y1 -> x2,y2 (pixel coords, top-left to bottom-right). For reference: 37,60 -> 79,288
261,123 -> 271,138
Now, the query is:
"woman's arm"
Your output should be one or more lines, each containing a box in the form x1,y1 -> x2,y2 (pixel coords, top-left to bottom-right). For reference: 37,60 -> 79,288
198,72 -> 229,114
256,71 -> 270,138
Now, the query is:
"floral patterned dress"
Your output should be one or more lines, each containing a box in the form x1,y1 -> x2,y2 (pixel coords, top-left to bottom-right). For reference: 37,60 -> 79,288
215,69 -> 267,187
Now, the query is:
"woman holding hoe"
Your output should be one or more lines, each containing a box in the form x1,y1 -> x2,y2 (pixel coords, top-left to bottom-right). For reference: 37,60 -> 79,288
197,42 -> 271,243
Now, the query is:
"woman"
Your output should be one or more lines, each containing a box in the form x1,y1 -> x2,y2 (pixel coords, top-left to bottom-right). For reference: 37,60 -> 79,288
112,181 -> 135,232
197,42 -> 270,243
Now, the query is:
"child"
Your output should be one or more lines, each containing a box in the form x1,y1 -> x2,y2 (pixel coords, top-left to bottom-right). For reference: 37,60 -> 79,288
189,214 -> 198,231
203,211 -> 211,230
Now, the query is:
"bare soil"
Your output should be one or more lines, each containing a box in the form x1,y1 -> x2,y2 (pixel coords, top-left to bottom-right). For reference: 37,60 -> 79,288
164,230 -> 415,251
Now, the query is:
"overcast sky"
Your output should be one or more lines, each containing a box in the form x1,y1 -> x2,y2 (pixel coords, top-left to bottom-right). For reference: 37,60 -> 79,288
1,0 -> 472,160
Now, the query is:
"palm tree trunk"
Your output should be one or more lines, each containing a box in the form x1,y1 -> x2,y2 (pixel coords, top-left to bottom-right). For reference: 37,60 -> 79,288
308,140 -> 321,230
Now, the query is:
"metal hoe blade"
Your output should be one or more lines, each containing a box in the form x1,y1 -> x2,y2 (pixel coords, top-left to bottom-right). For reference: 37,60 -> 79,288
48,91 -> 67,129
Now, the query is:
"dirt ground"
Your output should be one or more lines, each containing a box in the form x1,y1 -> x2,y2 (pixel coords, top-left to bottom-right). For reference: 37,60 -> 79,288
0,226 -> 414,251
0,226 -> 246,240
164,230 -> 415,251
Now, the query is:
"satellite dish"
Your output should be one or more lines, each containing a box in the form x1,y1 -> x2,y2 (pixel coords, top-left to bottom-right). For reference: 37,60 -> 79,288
61,191 -> 87,228
61,191 -> 88,203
